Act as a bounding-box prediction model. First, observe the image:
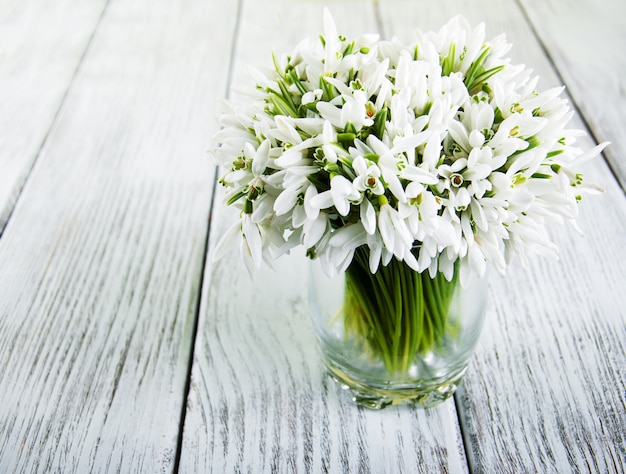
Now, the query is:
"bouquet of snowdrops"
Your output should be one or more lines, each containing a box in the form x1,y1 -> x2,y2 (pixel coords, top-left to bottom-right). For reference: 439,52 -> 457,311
210,11 -> 605,373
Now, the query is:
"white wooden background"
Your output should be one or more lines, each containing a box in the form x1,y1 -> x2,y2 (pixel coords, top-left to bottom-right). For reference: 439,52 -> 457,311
0,0 -> 624,472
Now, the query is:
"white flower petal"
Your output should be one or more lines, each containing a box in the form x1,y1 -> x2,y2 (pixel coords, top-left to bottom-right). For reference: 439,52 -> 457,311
251,195 -> 274,223
367,235 -> 383,274
303,213 -> 328,248
275,116 -> 302,144
212,219 -> 241,262
447,120 -> 471,152
403,250 -> 420,272
251,139 -> 270,176
309,190 -> 334,211
360,199 -> 377,234
274,186 -> 301,216
275,150 -> 305,168
292,205 -> 307,228
304,184 -> 320,220
470,200 -> 488,232
329,223 -> 367,249
242,217 -> 263,268
402,166 -> 439,185
316,102 -> 343,128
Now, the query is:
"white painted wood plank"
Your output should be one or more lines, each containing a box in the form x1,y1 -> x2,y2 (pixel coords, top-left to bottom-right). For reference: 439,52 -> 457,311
378,1 -> 626,471
0,0 -> 237,471
179,1 -> 469,472
519,0 -> 626,190
0,0 -> 107,234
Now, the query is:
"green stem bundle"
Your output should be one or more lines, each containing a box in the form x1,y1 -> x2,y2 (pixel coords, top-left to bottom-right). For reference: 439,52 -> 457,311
343,248 -> 460,374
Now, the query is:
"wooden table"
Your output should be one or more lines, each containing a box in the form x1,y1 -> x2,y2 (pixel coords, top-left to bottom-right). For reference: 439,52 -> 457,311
1,0 -> 624,472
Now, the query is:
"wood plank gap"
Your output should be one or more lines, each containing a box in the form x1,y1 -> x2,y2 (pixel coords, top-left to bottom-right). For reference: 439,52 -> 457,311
512,0 -> 625,196
172,1 -> 245,472
453,391 -> 473,473
0,0 -> 113,239
372,0 -> 386,40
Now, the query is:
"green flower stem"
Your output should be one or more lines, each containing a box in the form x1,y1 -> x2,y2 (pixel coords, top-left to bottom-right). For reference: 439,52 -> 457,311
343,248 -> 459,374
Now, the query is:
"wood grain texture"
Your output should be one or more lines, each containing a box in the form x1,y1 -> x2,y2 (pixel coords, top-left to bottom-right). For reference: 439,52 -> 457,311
0,0 -> 107,234
1,0 -> 624,472
378,1 -> 626,471
518,0 -> 626,190
0,0 -> 235,471
179,1 -> 469,472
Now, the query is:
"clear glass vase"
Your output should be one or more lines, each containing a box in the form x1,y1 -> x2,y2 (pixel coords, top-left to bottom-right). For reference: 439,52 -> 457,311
307,250 -> 488,409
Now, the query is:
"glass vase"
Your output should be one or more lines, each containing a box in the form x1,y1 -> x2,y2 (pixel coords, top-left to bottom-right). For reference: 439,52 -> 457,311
307,249 -> 488,409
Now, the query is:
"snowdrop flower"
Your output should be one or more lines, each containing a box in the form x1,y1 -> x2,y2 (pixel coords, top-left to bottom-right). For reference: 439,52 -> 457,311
302,89 -> 323,105
377,196 -> 413,262
309,174 -> 360,216
317,92 -> 373,132
352,155 -> 385,195
214,212 -> 267,275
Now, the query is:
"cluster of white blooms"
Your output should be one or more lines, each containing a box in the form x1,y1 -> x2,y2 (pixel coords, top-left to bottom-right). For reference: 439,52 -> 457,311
211,11 -> 606,284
